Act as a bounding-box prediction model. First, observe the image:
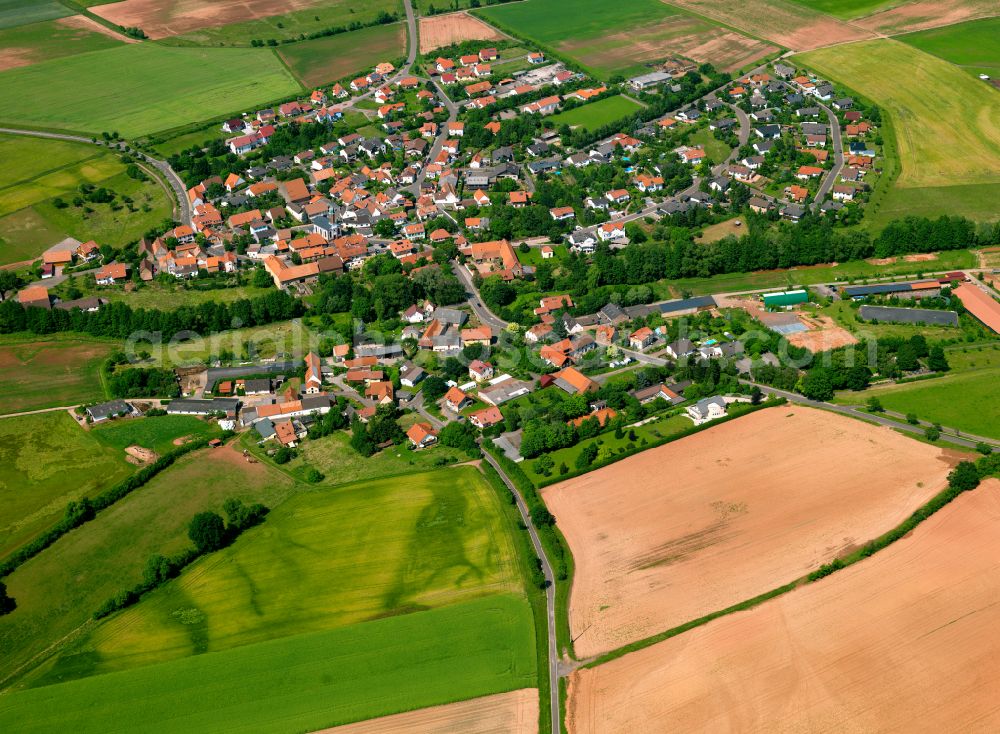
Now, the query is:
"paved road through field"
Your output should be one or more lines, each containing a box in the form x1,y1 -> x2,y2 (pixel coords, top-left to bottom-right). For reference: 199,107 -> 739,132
812,102 -> 845,211
482,450 -> 561,734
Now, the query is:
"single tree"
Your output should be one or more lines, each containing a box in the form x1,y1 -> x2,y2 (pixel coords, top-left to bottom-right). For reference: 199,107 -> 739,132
188,511 -> 226,554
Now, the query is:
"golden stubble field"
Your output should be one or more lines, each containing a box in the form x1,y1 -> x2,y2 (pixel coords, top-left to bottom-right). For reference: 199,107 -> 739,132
568,479 -> 1000,733
543,405 -> 962,658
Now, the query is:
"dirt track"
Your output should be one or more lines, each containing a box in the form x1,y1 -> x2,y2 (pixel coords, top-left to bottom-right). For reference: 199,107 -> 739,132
543,406 -> 961,657
317,689 -> 538,733
568,480 -> 1000,733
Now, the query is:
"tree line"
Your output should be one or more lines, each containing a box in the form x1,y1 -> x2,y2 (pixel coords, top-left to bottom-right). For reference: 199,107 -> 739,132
94,498 -> 268,619
0,289 -> 303,340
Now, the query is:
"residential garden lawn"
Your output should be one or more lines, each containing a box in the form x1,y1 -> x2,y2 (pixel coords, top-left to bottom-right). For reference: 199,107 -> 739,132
0,17 -> 123,69
148,122 -> 230,158
0,445 -> 299,688
548,96 -> 643,132
0,594 -> 536,734
49,275 -> 274,312
130,318 -> 320,369
836,367 -> 1000,440
278,23 -> 407,88
807,300 -> 967,341
898,17 -> 1000,79
688,126 -> 731,165
159,0 -> 401,47
90,415 -> 222,456
516,244 -> 567,267
0,209 -> 67,266
797,40 -> 1000,190
523,413 -> 692,487
0,411 -> 132,563
245,429 -> 468,485
697,217 -> 746,243
650,249 -> 977,298
0,44 -> 302,137
785,0 -> 899,19
29,465 -> 525,686
0,337 -> 113,413
477,0 -> 776,78
0,0 -> 71,30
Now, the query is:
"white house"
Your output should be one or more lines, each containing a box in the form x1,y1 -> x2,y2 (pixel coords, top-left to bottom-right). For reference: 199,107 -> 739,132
686,396 -> 727,424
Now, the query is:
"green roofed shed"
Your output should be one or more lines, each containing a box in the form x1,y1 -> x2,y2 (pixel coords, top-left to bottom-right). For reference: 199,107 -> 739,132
763,289 -> 808,308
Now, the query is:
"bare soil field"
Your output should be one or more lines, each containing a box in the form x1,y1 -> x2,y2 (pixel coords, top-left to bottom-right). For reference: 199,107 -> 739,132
662,0 -> 875,50
418,12 -> 504,54
58,14 -> 135,41
568,479 -> 1000,733
543,406 -> 960,658
856,0 -> 999,36
785,313 -> 859,352
319,689 -> 539,733
673,29 -> 779,72
90,0 -> 326,40
124,444 -> 157,464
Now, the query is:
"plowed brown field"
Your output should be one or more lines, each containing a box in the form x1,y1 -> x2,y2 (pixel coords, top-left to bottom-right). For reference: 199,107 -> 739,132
543,405 -> 961,657
319,689 -> 538,733
568,479 -> 1000,733
418,12 -> 504,54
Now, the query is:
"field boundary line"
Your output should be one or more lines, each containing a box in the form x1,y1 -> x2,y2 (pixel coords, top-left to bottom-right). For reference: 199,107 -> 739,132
58,0 -> 137,43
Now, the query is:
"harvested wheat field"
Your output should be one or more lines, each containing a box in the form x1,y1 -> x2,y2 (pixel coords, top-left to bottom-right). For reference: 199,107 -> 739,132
543,406 -> 961,658
90,0 -> 325,39
568,479 -> 1000,734
418,12 -> 504,54
857,0 -> 999,36
319,689 -> 538,733
663,0 -> 874,51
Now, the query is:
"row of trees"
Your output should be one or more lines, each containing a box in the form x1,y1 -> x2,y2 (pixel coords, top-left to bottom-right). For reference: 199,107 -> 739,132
95,498 -> 267,619
0,289 -> 303,340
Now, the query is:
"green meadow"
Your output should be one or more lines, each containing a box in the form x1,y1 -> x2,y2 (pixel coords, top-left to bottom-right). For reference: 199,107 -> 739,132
785,0 -> 898,19
0,411 -> 131,562
0,133 -> 174,256
548,95 -> 643,132
0,449 -> 297,688
0,16 -> 122,67
899,17 -> 1000,79
34,467 -> 523,681
0,337 -> 113,412
798,41 -> 1000,191
277,22 -> 406,88
0,0 -> 71,30
848,367 -> 1000,440
0,595 -> 536,734
91,415 -> 222,456
252,428 -> 467,485
0,44 -> 301,137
